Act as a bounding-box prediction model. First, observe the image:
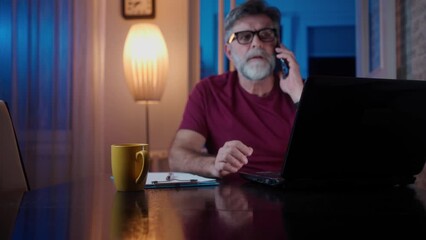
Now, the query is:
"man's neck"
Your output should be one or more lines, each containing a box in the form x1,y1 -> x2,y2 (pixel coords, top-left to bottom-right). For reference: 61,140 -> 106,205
238,74 -> 275,97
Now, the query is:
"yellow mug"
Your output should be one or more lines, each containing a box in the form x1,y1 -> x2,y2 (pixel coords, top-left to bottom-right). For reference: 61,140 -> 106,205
111,143 -> 149,191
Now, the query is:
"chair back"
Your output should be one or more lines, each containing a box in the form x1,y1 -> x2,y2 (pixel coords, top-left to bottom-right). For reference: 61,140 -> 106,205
0,100 -> 29,191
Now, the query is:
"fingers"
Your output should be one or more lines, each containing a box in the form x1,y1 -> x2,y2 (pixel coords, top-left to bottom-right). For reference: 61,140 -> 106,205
215,140 -> 253,177
275,44 -> 297,68
275,45 -> 304,103
275,45 -> 301,81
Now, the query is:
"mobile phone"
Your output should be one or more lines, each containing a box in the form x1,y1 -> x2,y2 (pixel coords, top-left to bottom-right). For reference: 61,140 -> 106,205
279,58 -> 289,79
276,43 -> 290,79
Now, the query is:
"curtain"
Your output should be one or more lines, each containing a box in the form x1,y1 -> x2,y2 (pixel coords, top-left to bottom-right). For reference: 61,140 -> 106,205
0,0 -> 73,189
0,0 -> 104,190
71,0 -> 105,182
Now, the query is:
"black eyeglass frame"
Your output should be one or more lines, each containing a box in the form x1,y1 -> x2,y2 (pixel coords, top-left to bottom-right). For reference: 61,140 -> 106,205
227,28 -> 277,44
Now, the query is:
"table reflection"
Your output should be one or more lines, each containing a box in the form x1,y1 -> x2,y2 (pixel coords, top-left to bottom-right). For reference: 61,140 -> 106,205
6,175 -> 426,240
165,178 -> 288,239
109,177 -> 288,239
0,191 -> 24,239
111,191 -> 149,239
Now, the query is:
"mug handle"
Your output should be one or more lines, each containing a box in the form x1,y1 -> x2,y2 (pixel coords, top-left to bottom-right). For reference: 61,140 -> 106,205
135,150 -> 146,184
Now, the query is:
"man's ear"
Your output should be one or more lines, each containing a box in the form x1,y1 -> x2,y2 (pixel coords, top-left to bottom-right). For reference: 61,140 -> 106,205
224,43 -> 232,60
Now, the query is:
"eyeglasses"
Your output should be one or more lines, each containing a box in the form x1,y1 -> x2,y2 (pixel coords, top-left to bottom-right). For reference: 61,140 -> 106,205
227,28 -> 277,45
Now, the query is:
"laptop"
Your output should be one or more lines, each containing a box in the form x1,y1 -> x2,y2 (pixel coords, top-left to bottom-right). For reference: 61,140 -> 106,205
240,76 -> 426,188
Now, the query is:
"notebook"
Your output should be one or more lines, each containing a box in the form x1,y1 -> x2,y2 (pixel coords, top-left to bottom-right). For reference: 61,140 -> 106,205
240,76 -> 426,188
144,172 -> 219,189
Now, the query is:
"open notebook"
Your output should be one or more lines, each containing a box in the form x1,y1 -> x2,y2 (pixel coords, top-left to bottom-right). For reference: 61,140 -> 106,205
240,76 -> 426,188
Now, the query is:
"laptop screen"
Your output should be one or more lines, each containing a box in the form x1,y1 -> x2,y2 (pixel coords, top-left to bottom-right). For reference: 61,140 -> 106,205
282,76 -> 426,185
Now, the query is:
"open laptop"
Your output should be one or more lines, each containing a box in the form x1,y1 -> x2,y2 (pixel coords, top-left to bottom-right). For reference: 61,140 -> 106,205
240,76 -> 426,188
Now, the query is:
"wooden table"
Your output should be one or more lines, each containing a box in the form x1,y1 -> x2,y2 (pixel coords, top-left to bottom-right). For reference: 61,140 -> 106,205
2,172 -> 426,239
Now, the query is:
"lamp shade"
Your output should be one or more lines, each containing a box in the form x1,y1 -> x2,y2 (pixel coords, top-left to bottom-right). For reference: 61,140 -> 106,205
123,24 -> 169,102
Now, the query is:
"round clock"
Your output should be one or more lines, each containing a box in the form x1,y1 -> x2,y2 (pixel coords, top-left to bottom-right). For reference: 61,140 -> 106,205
122,0 -> 155,19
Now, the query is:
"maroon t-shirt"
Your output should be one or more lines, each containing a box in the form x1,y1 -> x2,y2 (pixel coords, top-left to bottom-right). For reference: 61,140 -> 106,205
179,71 -> 297,172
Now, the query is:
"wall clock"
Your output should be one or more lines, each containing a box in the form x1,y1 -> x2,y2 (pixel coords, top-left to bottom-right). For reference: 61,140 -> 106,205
122,0 -> 155,19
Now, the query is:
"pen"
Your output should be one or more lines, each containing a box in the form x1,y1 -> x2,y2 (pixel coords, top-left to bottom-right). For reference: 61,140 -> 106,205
166,172 -> 174,181
158,172 -> 197,183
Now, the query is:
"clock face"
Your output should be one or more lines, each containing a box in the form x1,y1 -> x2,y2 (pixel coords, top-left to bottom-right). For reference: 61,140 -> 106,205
123,0 -> 155,18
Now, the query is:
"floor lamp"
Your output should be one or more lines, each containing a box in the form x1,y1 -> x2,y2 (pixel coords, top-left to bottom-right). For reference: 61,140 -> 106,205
123,23 -> 169,145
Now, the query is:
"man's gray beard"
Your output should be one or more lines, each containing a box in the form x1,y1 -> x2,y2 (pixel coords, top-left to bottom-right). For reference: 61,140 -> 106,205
233,50 -> 276,81
240,61 -> 275,81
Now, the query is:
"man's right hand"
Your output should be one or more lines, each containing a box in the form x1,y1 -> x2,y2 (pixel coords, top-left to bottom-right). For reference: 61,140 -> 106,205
169,130 -> 253,178
214,140 -> 253,177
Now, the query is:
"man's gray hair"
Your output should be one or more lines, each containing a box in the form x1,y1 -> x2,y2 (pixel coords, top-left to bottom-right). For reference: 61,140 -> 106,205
224,0 -> 281,43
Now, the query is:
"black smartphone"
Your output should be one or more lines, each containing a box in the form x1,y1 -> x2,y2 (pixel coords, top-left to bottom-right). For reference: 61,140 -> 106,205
279,58 -> 289,79
276,43 -> 290,79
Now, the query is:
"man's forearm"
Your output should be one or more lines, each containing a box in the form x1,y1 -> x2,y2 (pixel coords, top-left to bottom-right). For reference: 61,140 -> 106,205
168,146 -> 218,178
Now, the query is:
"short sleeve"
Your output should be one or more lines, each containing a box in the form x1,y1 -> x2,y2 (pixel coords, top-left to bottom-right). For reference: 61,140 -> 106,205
179,82 -> 209,137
